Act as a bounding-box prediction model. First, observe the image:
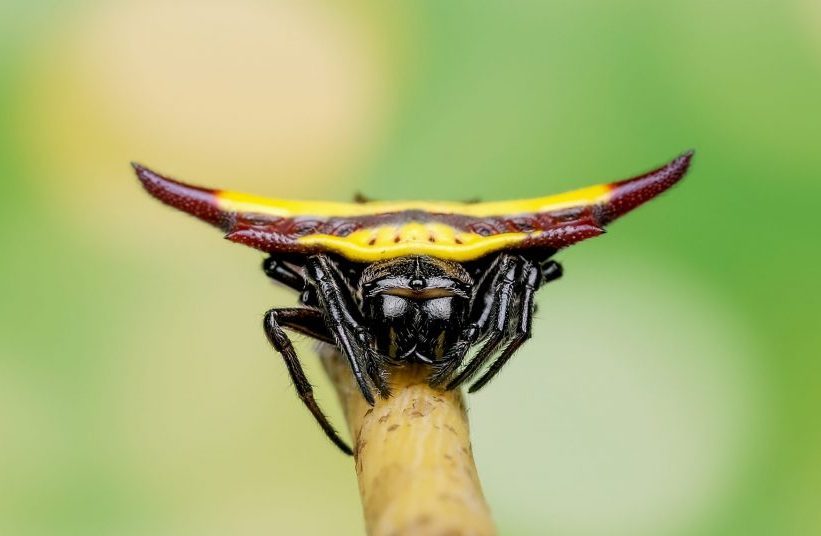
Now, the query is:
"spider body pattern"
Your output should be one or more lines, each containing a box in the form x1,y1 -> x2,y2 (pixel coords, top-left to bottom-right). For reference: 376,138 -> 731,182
134,151 -> 693,454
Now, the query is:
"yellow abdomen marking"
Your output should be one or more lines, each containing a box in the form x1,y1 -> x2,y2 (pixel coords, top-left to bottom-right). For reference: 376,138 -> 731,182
216,184 -> 612,219
297,222 -> 535,262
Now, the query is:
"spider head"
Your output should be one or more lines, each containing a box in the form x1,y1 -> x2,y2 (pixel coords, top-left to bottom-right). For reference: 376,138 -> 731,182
360,256 -> 473,363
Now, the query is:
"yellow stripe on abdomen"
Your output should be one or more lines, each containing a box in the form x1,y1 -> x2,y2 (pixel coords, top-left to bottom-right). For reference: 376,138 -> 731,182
297,222 -> 533,262
215,184 -> 613,219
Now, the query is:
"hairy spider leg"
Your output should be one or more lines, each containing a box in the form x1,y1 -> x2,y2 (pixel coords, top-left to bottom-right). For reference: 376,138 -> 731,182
468,258 -> 563,392
427,256 -> 509,386
468,259 -> 563,392
317,255 -> 391,398
468,260 -> 540,392
427,256 -> 503,384
262,256 -> 323,306
316,257 -> 391,398
305,255 -> 390,402
470,255 -> 512,327
445,255 -> 521,390
426,322 -> 478,386
262,257 -> 305,291
263,308 -> 352,455
540,259 -> 563,284
429,254 -> 527,386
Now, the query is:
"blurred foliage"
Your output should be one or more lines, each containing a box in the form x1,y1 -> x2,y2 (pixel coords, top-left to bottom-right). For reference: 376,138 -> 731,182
1,1 -> 819,535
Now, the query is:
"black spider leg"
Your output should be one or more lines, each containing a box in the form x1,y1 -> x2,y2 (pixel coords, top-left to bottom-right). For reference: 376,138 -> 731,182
305,254 -> 390,404
262,256 -> 323,306
540,259 -> 563,287
468,259 -> 562,393
354,329 -> 391,400
467,259 -> 536,392
263,256 -> 304,291
427,256 -> 509,386
444,254 -> 521,390
263,307 -> 352,455
313,255 -> 390,399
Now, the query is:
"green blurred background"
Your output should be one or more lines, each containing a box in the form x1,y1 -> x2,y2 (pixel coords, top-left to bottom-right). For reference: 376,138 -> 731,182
1,1 -> 819,535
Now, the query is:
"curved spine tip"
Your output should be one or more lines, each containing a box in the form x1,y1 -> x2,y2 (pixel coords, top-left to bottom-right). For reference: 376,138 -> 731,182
132,163 -> 229,229
600,150 -> 694,224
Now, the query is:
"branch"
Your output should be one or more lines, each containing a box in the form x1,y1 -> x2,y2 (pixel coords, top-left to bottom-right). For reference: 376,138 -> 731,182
320,346 -> 497,536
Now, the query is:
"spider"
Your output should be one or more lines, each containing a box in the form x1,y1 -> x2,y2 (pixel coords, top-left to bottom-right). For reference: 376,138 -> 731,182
134,150 -> 693,455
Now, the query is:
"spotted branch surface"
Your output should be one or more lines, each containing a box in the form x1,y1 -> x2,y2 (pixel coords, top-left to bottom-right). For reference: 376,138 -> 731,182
320,346 -> 496,536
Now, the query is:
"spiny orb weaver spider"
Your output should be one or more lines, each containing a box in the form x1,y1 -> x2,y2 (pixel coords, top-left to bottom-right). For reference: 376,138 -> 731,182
134,151 -> 693,454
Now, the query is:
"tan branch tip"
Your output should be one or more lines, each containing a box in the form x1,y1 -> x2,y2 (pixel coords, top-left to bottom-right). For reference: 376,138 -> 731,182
321,346 -> 497,536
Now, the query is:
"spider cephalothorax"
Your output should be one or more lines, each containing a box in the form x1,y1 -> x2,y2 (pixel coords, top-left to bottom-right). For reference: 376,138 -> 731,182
359,256 -> 473,364
135,151 -> 693,454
